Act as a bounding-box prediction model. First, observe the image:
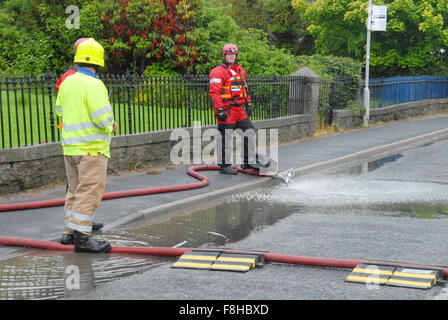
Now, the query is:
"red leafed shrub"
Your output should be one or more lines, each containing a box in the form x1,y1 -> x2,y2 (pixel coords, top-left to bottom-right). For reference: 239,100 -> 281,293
100,0 -> 200,74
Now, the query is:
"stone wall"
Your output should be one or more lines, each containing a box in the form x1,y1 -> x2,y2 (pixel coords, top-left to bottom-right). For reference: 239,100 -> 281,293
332,98 -> 448,129
8,70 -> 448,194
0,114 -> 312,194
0,68 -> 320,195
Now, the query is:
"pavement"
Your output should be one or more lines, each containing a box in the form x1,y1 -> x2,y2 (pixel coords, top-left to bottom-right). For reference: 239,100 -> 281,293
4,114 -> 448,303
2,113 -> 448,260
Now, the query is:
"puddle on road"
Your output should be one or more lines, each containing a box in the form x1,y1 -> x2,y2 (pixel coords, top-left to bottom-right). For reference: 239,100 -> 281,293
0,199 -> 300,300
2,151 -> 448,299
0,249 -> 172,300
104,200 -> 302,249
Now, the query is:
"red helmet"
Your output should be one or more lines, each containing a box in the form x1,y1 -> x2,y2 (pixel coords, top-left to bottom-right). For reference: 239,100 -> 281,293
73,38 -> 89,55
222,44 -> 238,59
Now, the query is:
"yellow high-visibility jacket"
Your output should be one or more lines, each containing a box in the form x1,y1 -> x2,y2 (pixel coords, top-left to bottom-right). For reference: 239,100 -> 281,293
55,67 -> 115,158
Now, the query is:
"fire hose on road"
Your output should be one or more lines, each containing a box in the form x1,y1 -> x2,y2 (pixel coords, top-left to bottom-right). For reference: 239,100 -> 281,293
0,165 -> 259,212
0,164 -> 446,279
0,235 -> 447,277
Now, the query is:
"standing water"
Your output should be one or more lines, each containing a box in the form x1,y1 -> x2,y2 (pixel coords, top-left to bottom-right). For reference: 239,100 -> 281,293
2,147 -> 448,299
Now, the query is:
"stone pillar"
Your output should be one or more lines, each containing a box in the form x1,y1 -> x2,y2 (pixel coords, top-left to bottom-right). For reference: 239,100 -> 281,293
290,67 -> 320,135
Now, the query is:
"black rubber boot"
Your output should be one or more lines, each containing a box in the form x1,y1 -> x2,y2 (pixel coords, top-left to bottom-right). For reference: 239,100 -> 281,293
219,165 -> 238,175
74,231 -> 111,253
92,222 -> 104,231
60,222 -> 104,245
240,160 -> 271,171
240,163 -> 256,170
60,233 -> 74,245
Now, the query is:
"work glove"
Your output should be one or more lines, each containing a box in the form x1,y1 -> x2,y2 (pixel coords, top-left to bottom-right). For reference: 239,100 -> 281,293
245,102 -> 252,117
216,108 -> 227,122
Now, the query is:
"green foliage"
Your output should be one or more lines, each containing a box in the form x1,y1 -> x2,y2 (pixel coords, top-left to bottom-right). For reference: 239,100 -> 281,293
209,0 -> 314,56
94,0 -> 202,74
0,0 -> 105,76
297,54 -> 362,115
0,0 -> 53,75
0,0 -> 204,76
296,54 -> 363,81
263,0 -> 314,55
188,5 -> 297,75
144,62 -> 177,76
209,0 -> 265,30
0,0 -> 344,78
293,0 -> 448,77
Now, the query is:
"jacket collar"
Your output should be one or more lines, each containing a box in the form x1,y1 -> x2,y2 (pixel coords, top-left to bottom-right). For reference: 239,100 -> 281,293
77,67 -> 99,79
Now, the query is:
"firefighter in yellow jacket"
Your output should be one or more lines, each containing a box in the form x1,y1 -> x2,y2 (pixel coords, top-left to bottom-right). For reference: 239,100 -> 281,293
55,38 -> 117,253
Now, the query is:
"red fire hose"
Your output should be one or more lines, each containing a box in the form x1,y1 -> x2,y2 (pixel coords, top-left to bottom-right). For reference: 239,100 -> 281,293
0,165 -> 259,212
1,165 -> 446,277
0,235 -> 447,277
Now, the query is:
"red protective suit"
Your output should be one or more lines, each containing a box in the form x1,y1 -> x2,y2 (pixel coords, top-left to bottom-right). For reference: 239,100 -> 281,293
56,65 -> 78,91
209,63 -> 251,124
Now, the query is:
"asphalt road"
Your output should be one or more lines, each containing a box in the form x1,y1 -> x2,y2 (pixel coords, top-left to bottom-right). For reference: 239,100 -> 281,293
2,115 -> 448,303
74,137 -> 448,300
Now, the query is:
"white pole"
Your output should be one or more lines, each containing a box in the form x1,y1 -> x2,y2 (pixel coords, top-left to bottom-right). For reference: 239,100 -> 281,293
363,0 -> 372,128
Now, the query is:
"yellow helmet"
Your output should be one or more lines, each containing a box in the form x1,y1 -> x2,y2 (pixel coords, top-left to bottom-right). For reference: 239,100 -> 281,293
74,38 -> 105,67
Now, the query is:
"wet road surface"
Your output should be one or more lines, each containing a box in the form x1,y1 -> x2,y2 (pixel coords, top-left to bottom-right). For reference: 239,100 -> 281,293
2,139 -> 448,300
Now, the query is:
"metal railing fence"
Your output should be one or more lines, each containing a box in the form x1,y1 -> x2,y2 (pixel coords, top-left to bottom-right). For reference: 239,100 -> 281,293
0,70 -> 306,149
318,75 -> 448,126
318,76 -> 360,126
365,75 -> 448,108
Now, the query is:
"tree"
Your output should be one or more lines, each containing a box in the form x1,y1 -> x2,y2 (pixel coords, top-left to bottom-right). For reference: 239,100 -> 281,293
0,0 -> 104,76
0,0 -> 61,75
264,0 -> 314,55
188,4 -> 297,75
98,0 -> 201,74
293,0 -> 448,76
0,0 -> 297,77
209,0 -> 265,30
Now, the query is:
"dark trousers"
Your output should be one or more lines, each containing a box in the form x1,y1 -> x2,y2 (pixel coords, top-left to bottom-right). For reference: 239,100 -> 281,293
217,117 -> 256,166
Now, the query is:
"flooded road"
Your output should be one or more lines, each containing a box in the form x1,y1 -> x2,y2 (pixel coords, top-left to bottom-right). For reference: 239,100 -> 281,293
2,141 -> 448,299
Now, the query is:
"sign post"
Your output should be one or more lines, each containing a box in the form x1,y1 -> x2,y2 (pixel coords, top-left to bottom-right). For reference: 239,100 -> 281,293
363,3 -> 387,128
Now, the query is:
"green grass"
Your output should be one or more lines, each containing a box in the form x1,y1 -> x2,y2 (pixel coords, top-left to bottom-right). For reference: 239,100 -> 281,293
1,89 -> 57,149
0,89 -> 218,149
1,87 -> 282,149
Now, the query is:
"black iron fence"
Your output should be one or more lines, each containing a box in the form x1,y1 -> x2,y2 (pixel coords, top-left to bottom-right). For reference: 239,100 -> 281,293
0,70 -> 306,149
318,76 -> 360,126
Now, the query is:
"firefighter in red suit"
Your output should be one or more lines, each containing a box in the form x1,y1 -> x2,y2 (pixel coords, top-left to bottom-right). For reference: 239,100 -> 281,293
209,44 -> 257,175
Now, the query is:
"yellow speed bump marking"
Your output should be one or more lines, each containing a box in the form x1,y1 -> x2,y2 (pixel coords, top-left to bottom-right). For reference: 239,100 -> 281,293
179,255 -> 218,261
172,261 -> 213,269
217,257 -> 256,268
352,267 -> 394,276
387,278 -> 432,289
171,251 -> 221,269
171,251 -> 264,272
392,271 -> 436,281
210,264 -> 251,272
345,275 -> 389,284
345,264 -> 396,285
346,265 -> 444,290
386,268 -> 442,289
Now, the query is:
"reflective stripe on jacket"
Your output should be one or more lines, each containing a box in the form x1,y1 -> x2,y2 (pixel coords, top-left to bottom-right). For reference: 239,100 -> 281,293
55,67 -> 115,158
